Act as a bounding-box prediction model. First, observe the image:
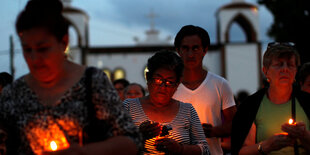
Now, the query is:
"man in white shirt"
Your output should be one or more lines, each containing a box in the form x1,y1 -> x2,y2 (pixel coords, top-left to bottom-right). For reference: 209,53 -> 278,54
173,25 -> 237,155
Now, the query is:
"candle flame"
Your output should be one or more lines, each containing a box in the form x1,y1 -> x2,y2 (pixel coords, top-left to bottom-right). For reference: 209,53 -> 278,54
50,141 -> 58,151
288,118 -> 294,125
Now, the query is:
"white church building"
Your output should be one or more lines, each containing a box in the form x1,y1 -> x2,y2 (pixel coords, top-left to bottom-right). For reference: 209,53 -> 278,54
62,0 -> 263,95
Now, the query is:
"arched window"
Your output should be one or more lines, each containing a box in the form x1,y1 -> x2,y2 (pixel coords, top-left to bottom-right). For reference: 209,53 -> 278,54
225,14 -> 257,43
229,22 -> 247,42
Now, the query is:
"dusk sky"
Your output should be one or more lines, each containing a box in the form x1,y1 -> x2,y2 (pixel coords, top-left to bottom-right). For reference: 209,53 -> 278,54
0,0 -> 274,79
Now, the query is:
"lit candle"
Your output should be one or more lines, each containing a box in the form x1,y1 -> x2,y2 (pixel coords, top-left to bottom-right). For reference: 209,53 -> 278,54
50,141 -> 58,151
288,118 -> 295,125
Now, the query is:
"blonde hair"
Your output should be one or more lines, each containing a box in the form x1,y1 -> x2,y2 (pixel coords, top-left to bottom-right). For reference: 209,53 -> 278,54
263,43 -> 300,69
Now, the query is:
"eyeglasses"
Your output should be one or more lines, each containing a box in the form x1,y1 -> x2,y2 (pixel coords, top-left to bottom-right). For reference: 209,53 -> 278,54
151,78 -> 178,88
267,42 -> 295,48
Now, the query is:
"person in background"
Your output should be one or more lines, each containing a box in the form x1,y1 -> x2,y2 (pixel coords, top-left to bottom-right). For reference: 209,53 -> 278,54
221,90 -> 249,154
0,72 -> 13,154
236,90 -> 249,107
0,72 -> 13,94
299,62 -> 310,93
231,42 -> 310,155
173,25 -> 236,155
0,0 -> 141,154
124,50 -> 210,155
113,78 -> 130,101
124,83 -> 145,99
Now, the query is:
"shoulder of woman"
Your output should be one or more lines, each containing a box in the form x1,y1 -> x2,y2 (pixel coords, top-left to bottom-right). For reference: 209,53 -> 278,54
1,76 -> 26,96
240,88 -> 266,106
178,101 -> 198,115
123,98 -> 138,106
178,101 -> 192,108
86,67 -> 105,78
0,78 -> 26,117
123,98 -> 140,110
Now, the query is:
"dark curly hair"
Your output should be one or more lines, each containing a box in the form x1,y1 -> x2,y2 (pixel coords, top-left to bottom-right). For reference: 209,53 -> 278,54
113,79 -> 130,88
174,25 -> 210,49
15,0 -> 69,41
146,50 -> 184,83
0,72 -> 12,88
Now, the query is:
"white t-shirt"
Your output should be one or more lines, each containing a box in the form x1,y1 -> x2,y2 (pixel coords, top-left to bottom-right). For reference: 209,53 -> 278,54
173,72 -> 235,155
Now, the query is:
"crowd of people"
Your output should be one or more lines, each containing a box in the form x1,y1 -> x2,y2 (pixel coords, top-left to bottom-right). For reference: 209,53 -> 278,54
0,0 -> 309,155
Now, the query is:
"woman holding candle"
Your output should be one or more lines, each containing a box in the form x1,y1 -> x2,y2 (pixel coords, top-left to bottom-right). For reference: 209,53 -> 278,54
231,42 -> 310,155
124,50 -> 210,155
0,0 -> 141,154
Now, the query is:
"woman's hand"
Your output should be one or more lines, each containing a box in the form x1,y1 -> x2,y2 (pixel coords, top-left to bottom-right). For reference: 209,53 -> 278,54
262,133 -> 295,153
282,122 -> 307,139
139,121 -> 161,141
202,123 -> 213,137
155,138 -> 183,154
282,122 -> 310,152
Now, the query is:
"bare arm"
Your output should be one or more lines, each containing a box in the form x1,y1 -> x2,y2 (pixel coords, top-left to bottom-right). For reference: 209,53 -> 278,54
155,138 -> 202,155
239,123 -> 260,155
240,123 -> 295,155
204,106 -> 236,137
181,144 -> 202,155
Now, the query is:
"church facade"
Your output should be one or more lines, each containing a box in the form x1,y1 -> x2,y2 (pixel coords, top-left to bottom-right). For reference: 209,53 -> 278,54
62,0 -> 262,95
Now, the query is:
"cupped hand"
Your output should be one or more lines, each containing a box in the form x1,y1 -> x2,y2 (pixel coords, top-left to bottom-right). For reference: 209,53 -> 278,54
155,138 -> 182,154
263,133 -> 295,152
139,120 -> 161,140
202,123 -> 213,137
282,121 -> 306,139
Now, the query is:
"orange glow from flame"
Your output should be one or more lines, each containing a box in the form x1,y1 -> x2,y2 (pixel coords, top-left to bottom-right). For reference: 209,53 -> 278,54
26,118 -> 77,154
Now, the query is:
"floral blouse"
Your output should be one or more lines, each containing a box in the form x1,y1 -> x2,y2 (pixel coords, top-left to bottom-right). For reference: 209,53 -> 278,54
0,67 -> 142,154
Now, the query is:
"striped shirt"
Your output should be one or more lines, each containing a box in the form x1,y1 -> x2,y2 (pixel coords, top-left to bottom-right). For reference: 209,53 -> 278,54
123,98 -> 210,155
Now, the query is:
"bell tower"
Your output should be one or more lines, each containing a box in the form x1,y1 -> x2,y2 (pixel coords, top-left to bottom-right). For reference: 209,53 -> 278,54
216,0 -> 262,94
61,0 -> 89,65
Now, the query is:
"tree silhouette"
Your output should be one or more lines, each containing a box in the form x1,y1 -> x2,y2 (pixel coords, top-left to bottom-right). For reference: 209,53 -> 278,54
258,0 -> 310,64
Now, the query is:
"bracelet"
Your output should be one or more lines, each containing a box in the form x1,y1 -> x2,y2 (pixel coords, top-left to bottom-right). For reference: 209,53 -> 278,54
258,142 -> 267,155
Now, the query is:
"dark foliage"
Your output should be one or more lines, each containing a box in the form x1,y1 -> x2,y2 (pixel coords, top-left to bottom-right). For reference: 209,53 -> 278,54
258,0 -> 310,64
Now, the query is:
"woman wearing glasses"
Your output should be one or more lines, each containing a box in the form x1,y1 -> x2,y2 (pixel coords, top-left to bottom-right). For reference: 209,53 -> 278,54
231,42 -> 310,155
124,50 -> 210,155
0,0 -> 141,154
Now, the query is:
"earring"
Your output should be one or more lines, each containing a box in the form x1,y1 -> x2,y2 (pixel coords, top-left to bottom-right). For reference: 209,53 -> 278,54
267,78 -> 270,82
